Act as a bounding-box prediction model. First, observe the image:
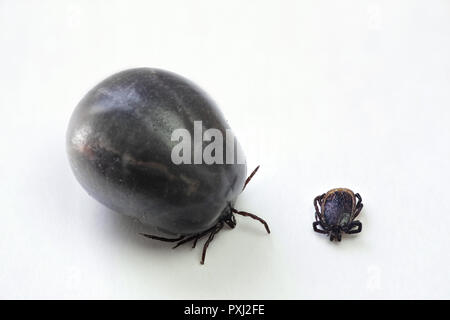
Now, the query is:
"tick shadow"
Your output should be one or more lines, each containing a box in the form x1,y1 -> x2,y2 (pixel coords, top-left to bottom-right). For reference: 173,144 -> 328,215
95,201 -> 274,299
95,202 -> 272,267
97,206 -> 178,256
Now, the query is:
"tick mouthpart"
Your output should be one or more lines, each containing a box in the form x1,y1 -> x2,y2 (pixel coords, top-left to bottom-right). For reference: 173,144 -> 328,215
329,227 -> 342,242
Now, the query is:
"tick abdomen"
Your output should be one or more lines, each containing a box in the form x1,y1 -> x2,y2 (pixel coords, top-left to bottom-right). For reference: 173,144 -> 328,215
323,189 -> 354,226
67,68 -> 246,235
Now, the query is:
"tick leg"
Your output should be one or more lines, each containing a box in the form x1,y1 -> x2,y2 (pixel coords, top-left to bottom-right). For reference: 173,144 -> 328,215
224,214 -> 237,229
346,220 -> 362,234
140,233 -> 185,242
192,237 -> 199,248
313,221 -> 328,234
232,208 -> 270,234
353,203 -> 363,219
172,235 -> 198,249
353,193 -> 363,219
172,227 -> 214,249
242,165 -> 260,191
201,222 -> 224,265
355,193 -> 362,205
314,194 -> 325,222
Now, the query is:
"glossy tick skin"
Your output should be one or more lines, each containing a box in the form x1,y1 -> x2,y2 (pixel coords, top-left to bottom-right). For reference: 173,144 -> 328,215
313,188 -> 363,241
66,68 -> 270,264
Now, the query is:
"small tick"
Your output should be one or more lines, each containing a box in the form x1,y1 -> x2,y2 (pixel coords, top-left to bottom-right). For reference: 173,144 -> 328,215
312,188 -> 363,241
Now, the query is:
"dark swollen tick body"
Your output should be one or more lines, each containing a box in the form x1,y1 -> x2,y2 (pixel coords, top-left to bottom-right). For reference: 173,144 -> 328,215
66,68 -> 270,264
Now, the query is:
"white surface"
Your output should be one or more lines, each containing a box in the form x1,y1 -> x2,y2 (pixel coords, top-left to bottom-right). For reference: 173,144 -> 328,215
1,0 -> 450,299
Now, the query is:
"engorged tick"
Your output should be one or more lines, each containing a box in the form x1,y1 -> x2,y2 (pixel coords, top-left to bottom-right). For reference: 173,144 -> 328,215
66,68 -> 270,265
312,188 -> 363,241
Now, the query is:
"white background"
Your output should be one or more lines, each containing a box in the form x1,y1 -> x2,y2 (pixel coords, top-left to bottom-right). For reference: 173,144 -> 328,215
1,0 -> 449,299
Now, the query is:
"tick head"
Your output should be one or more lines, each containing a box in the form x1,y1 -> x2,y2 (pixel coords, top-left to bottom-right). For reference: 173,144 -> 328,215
222,208 -> 237,229
329,227 -> 342,242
